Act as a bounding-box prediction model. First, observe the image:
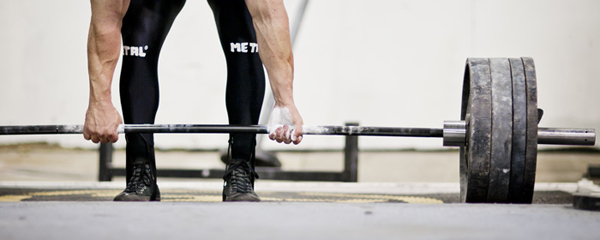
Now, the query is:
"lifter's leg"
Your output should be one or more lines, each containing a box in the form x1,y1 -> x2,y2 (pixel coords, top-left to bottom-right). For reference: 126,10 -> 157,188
208,0 -> 265,202
115,0 -> 185,201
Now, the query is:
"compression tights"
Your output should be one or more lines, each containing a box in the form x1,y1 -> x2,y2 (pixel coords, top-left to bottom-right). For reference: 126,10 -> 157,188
120,0 -> 265,182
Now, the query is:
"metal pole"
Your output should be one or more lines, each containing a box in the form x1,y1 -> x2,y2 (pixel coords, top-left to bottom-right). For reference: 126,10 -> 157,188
0,124 -> 595,145
537,128 -> 596,146
0,124 -> 443,137
98,143 -> 113,181
343,122 -> 359,182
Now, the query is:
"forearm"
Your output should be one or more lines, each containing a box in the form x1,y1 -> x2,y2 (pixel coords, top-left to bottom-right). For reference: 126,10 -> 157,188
246,0 -> 303,144
246,0 -> 295,106
87,25 -> 119,105
87,0 -> 129,105
84,0 -> 129,143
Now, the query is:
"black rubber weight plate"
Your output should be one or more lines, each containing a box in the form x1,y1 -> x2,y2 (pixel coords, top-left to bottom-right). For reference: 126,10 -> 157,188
508,58 -> 527,203
488,58 -> 513,203
573,194 -> 600,211
522,57 -> 538,203
460,58 -> 492,203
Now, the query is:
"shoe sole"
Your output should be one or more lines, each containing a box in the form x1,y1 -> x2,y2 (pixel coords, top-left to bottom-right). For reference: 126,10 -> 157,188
223,192 -> 261,202
114,185 -> 160,202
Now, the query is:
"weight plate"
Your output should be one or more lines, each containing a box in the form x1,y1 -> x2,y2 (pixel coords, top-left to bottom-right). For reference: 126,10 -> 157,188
488,58 -> 513,203
507,58 -> 527,203
573,194 -> 600,211
521,57 -> 538,203
460,58 -> 492,203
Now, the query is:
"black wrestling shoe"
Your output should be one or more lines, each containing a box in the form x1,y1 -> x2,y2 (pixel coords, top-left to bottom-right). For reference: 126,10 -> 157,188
223,159 -> 260,202
114,159 -> 160,201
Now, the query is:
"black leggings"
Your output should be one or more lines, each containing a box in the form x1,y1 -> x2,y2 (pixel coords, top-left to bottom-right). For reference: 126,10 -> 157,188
120,0 -> 265,179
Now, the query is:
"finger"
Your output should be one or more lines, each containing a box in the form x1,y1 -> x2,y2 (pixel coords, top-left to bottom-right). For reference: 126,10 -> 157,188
107,126 -> 119,143
293,135 -> 303,145
293,125 -> 303,145
83,132 -> 91,141
282,125 -> 292,144
268,124 -> 280,141
282,125 -> 293,144
91,136 -> 100,144
98,133 -> 109,144
275,127 -> 284,143
292,133 -> 303,145
109,133 -> 119,143
283,130 -> 292,144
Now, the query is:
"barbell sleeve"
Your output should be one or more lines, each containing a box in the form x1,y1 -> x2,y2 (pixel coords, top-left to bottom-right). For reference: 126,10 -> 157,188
442,121 -> 596,146
537,128 -> 596,146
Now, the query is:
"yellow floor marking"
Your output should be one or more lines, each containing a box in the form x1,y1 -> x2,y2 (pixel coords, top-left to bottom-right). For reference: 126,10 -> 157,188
0,195 -> 31,202
31,190 -> 120,196
162,195 -> 221,202
260,197 -> 327,202
300,192 -> 444,204
334,199 -> 389,203
161,190 -> 221,194
0,190 -> 444,203
91,191 -> 123,197
0,190 -> 120,202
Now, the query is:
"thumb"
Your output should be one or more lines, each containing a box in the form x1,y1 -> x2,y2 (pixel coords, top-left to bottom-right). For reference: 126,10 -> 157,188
292,124 -> 303,144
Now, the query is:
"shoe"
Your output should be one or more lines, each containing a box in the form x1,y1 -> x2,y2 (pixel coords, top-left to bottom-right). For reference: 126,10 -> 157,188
223,159 -> 260,202
114,159 -> 160,201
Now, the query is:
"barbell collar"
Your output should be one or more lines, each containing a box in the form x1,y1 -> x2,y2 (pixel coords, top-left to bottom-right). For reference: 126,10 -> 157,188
442,121 -> 467,147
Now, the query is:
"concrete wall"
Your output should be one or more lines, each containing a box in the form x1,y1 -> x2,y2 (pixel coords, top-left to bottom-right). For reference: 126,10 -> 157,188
0,0 -> 598,151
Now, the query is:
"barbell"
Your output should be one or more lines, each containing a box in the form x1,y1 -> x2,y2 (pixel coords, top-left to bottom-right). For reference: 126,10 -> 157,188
0,57 -> 596,204
0,123 -> 594,144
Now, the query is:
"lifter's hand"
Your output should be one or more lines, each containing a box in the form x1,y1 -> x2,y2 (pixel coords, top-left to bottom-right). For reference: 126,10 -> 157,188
83,101 -> 123,144
268,105 -> 303,145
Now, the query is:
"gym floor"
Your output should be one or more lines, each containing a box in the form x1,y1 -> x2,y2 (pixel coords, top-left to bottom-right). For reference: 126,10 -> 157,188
0,143 -> 599,239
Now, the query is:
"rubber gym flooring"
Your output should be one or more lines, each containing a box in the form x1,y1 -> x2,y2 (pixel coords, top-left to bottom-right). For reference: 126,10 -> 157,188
0,187 -> 574,204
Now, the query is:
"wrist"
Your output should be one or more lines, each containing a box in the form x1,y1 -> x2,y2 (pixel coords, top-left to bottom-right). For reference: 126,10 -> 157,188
88,95 -> 113,109
273,94 -> 295,107
88,86 -> 113,106
274,101 -> 296,111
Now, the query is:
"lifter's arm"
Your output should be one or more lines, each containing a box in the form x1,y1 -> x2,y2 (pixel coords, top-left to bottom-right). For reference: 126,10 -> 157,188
245,0 -> 304,144
84,0 -> 129,144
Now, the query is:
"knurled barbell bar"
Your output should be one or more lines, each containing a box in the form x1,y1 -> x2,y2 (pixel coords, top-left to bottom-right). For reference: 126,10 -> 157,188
0,123 -> 594,144
0,57 -> 596,204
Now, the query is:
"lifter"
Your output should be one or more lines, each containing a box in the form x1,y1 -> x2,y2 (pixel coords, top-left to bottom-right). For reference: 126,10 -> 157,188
83,0 -> 303,202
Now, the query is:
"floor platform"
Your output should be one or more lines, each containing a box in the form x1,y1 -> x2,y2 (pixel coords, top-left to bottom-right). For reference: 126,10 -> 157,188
0,181 -> 578,204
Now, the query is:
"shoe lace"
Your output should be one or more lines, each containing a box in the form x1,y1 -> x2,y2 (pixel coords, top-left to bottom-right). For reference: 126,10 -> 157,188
124,162 -> 154,194
223,160 -> 259,194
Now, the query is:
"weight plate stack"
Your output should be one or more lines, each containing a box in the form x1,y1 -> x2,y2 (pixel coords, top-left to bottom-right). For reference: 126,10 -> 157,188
460,57 -> 538,204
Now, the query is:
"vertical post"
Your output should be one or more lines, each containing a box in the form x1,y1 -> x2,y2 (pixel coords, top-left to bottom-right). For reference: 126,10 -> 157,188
343,122 -> 359,182
588,164 -> 600,179
98,142 -> 113,181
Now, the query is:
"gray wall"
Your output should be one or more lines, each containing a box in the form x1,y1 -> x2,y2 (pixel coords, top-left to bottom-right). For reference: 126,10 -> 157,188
0,0 -> 598,150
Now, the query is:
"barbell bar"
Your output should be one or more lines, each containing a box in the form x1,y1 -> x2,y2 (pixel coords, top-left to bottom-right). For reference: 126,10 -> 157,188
0,123 -> 594,146
0,124 -> 442,137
